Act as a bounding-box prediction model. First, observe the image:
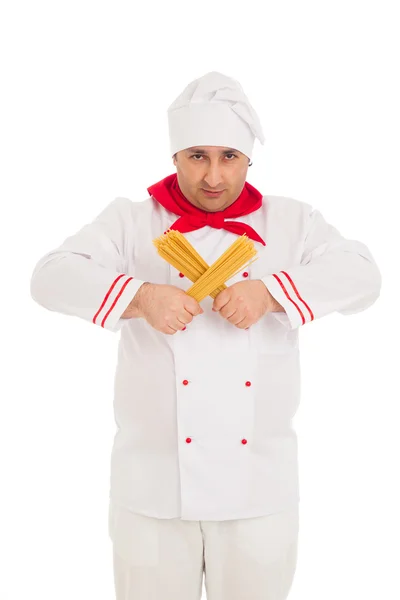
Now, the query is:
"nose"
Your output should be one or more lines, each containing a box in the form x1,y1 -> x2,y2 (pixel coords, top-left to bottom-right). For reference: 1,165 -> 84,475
203,160 -> 224,189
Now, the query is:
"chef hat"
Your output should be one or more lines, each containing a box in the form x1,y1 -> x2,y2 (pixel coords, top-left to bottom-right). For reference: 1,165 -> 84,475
168,71 -> 265,160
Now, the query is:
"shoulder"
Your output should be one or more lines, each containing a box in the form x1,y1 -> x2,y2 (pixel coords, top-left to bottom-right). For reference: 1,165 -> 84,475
258,194 -> 313,241
113,195 -> 168,217
262,194 -> 312,218
263,194 -> 314,224
113,195 -> 180,231
107,196 -> 159,225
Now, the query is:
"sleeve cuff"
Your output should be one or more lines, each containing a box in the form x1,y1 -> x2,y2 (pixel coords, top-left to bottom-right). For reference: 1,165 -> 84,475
260,273 -> 310,331
95,277 -> 147,332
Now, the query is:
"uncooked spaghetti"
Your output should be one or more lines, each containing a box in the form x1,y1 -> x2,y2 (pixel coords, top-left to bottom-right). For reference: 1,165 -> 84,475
153,229 -> 258,302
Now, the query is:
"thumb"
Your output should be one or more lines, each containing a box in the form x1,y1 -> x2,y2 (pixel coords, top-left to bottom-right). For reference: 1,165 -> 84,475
212,297 -> 223,311
212,288 -> 229,311
190,299 -> 204,315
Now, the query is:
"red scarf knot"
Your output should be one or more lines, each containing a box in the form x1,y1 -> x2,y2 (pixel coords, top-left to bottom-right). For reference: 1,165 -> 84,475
147,173 -> 266,246
204,212 -> 225,229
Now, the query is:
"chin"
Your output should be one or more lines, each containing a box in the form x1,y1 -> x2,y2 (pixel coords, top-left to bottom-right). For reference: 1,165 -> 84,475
202,203 -> 223,212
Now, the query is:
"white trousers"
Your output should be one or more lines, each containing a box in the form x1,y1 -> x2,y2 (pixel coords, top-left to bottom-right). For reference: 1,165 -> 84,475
109,501 -> 299,600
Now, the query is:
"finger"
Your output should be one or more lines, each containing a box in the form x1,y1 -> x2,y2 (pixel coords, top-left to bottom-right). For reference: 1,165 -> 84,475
185,299 -> 204,315
165,325 -> 178,334
181,308 -> 201,323
213,292 -> 230,312
220,306 -> 237,319
235,316 -> 250,329
227,310 -> 243,325
176,316 -> 191,329
179,312 -> 192,324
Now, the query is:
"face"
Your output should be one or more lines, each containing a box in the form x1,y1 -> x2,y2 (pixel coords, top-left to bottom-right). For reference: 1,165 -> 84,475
172,146 -> 250,212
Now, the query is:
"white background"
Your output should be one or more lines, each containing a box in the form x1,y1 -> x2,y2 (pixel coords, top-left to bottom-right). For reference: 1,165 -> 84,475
1,1 -> 398,599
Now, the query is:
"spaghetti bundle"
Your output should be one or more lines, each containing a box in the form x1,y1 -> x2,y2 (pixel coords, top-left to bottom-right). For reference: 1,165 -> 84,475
152,229 -> 258,302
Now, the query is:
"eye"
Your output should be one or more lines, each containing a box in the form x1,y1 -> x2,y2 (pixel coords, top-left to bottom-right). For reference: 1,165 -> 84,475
190,154 -> 238,161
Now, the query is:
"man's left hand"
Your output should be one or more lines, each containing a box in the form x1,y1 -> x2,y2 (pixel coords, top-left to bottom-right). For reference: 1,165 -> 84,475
212,279 -> 285,329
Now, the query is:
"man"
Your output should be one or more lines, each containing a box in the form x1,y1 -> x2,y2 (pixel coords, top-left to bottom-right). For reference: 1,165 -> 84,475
30,71 -> 382,600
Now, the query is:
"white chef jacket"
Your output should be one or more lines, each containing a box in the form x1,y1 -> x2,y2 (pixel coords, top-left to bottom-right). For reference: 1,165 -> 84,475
30,193 -> 382,521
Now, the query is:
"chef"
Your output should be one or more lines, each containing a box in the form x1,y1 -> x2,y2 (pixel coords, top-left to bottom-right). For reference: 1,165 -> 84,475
30,71 -> 382,600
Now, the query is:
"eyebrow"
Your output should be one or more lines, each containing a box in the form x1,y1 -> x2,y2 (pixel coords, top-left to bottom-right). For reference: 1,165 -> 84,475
185,147 -> 238,154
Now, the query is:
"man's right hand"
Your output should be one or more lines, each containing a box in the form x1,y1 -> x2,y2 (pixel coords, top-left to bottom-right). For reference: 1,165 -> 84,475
123,282 -> 204,335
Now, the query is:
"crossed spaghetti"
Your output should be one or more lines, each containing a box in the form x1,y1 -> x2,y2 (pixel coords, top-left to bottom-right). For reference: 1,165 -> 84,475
153,229 -> 258,302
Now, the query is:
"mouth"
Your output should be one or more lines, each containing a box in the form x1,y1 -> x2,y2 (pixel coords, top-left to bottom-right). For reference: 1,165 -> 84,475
202,189 -> 225,198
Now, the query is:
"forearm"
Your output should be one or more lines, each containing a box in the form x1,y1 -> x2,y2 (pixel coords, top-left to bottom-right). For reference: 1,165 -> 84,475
31,252 -> 145,331
121,282 -> 151,319
255,279 -> 286,313
269,294 -> 286,313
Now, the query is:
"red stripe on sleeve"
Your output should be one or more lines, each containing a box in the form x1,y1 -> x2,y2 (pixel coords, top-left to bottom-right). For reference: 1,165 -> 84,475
101,276 -> 134,327
272,273 -> 306,325
92,274 -> 127,325
280,271 -> 314,322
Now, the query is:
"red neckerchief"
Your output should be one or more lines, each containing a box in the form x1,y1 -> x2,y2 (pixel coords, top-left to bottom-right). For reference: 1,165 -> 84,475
147,173 -> 266,246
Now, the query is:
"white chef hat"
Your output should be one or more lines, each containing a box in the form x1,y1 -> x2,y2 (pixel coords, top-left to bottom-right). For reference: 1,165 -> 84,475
168,71 -> 265,161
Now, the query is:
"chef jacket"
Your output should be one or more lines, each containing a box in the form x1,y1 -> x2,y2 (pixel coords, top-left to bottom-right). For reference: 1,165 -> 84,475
30,193 -> 382,521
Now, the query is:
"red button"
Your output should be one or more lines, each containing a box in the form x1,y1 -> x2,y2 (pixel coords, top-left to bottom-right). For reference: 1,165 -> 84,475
241,439 -> 248,444
179,272 -> 184,278
242,272 -> 249,277
183,379 -> 189,385
245,381 -> 251,387
186,437 -> 192,443
182,327 -> 186,331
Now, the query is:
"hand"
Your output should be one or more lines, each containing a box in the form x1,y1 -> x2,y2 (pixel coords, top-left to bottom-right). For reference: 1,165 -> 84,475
129,282 -> 204,335
212,279 -> 284,329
